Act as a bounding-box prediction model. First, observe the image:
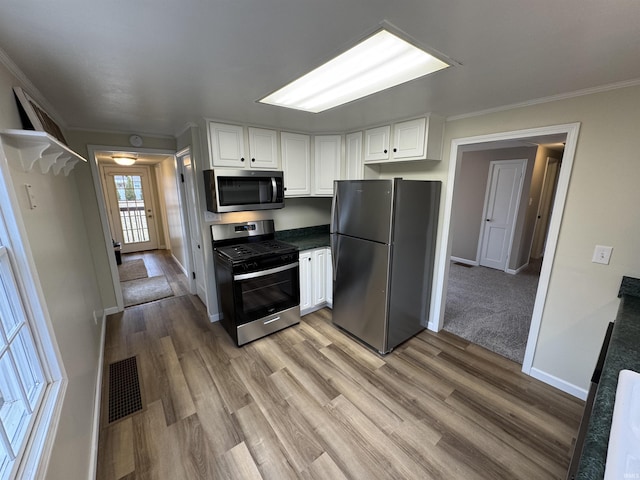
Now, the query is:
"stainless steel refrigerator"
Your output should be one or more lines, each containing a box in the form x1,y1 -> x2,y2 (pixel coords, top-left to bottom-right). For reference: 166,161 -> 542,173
330,179 -> 441,354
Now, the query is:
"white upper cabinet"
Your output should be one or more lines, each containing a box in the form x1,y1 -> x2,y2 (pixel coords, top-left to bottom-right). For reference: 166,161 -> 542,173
363,116 -> 444,163
208,122 -> 246,168
281,132 -> 311,197
248,127 -> 278,169
364,125 -> 391,161
393,117 -> 426,159
313,135 -> 341,196
344,131 -> 363,180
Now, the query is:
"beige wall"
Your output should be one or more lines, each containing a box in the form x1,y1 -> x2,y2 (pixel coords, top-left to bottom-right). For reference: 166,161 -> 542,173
159,156 -> 188,270
443,86 -> 640,390
0,65 -> 103,478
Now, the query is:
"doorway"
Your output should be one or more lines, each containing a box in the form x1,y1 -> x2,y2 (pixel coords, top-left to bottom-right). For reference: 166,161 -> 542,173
88,145 -> 187,311
431,123 -> 580,376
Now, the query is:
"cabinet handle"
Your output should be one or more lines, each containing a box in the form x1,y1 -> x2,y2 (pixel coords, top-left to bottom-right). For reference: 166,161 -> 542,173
251,158 -> 256,162
393,148 -> 397,152
384,149 -> 388,154
241,157 -> 245,162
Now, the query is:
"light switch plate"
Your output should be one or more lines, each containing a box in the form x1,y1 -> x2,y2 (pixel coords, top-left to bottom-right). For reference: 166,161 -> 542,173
592,245 -> 613,265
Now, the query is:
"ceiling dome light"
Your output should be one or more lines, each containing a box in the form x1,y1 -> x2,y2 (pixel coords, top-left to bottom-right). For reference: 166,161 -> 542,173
113,156 -> 136,166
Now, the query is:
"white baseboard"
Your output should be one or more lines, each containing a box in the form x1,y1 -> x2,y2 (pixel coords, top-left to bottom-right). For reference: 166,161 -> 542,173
104,306 -> 119,316
209,313 -> 220,323
450,256 -> 478,266
88,311 -> 107,480
171,253 -> 188,277
506,263 -> 529,275
529,367 -> 588,400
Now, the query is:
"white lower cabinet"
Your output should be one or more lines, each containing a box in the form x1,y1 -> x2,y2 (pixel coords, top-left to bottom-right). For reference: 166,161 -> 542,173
299,247 -> 332,315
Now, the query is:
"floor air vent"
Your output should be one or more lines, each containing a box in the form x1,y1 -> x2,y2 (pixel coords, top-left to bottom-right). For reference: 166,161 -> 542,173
108,356 -> 143,423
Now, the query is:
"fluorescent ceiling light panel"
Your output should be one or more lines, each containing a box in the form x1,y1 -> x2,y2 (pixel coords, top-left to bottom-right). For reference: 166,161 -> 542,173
259,29 -> 450,113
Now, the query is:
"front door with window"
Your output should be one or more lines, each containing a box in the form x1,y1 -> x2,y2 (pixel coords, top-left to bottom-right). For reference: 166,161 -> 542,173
104,166 -> 158,254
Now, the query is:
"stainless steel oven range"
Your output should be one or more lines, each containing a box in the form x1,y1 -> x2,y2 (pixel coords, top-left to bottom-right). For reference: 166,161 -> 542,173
211,220 -> 300,346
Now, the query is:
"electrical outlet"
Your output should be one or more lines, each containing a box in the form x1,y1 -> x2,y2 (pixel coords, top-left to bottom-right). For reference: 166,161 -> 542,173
592,245 -> 613,265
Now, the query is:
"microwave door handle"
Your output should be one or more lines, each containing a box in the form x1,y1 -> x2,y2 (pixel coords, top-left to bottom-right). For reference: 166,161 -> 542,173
271,177 -> 277,202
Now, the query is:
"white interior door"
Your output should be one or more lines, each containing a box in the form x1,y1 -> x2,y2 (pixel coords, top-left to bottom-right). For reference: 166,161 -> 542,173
479,159 -> 526,270
531,157 -> 561,259
104,166 -> 158,253
181,155 -> 206,302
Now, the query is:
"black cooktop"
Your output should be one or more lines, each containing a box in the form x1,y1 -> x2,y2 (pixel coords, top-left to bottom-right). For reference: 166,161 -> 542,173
216,239 -> 297,263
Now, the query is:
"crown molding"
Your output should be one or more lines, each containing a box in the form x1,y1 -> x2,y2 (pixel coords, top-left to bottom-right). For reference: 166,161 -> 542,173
447,78 -> 640,122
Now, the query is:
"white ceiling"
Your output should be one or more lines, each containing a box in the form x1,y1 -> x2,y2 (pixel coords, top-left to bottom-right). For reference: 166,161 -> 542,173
1,0 -> 639,137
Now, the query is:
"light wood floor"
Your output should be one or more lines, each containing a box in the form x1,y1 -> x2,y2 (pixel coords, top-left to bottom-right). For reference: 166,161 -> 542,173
97,254 -> 584,480
120,250 -> 191,298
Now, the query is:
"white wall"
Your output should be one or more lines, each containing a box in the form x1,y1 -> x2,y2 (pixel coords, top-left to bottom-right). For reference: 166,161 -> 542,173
0,62 -> 103,478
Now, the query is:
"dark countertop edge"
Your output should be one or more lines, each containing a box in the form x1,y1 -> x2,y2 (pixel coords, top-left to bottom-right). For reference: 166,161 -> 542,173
275,224 -> 330,250
576,290 -> 640,479
618,276 -> 640,298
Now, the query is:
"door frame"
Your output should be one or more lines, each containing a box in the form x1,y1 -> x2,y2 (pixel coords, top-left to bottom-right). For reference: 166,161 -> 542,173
87,145 -> 176,312
175,147 -> 198,296
476,159 -> 527,271
430,123 -> 580,376
530,156 -> 561,259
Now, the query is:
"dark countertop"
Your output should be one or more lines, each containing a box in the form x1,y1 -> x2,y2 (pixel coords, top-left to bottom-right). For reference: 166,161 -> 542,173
276,224 -> 330,251
576,277 -> 640,479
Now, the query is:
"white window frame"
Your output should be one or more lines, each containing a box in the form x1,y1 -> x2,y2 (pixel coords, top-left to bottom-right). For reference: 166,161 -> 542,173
0,149 -> 67,479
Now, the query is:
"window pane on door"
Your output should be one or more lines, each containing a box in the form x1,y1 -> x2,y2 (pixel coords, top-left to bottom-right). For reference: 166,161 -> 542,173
113,175 -> 150,244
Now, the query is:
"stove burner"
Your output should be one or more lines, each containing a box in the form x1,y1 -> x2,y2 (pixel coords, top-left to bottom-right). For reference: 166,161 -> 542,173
216,239 -> 297,263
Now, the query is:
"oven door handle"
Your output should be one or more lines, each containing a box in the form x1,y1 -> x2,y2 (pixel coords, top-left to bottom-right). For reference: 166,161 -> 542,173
233,262 -> 299,281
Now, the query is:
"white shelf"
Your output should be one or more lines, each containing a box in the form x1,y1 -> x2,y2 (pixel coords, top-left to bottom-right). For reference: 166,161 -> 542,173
0,129 -> 86,176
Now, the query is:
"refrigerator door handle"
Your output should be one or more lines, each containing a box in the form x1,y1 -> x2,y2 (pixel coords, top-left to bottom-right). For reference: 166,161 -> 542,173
330,181 -> 338,233
330,234 -> 338,281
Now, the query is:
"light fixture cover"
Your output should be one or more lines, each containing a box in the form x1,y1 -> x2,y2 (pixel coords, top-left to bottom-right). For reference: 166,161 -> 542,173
113,156 -> 136,166
259,29 -> 450,113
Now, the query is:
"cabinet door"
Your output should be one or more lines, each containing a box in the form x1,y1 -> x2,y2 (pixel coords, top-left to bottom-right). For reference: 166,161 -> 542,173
313,249 -> 326,306
299,251 -> 313,312
392,117 -> 426,160
314,135 -> 341,196
345,132 -> 363,180
281,132 -> 311,196
208,122 -> 246,168
326,248 -> 333,308
363,125 -> 390,162
248,127 -> 278,169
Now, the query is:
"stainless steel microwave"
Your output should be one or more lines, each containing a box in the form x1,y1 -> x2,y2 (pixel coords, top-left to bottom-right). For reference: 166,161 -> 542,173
203,169 -> 285,213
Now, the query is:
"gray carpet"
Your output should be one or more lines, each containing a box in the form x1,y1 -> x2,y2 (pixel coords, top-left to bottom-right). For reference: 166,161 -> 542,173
122,275 -> 174,307
443,260 -> 541,364
118,259 -> 148,282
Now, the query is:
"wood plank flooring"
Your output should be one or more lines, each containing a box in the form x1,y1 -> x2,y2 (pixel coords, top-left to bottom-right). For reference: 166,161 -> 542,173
97,253 -> 584,479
